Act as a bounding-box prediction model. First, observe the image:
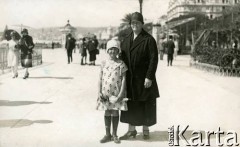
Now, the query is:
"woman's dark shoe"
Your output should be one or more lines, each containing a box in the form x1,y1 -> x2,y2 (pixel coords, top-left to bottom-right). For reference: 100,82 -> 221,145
143,130 -> 150,140
23,73 -> 29,79
100,135 -> 112,143
119,130 -> 137,140
12,73 -> 18,78
112,135 -> 121,144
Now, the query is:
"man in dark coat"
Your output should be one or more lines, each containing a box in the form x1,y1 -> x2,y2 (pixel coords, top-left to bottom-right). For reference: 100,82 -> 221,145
166,35 -> 175,66
20,28 -> 35,79
120,12 -> 159,140
65,33 -> 76,64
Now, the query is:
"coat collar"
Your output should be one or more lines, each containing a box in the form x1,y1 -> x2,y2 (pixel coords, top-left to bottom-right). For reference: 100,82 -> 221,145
129,29 -> 148,52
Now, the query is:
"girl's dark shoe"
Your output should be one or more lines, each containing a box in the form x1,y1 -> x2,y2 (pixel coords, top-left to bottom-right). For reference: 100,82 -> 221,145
143,130 -> 150,140
112,135 -> 120,144
100,135 -> 112,143
119,130 -> 137,140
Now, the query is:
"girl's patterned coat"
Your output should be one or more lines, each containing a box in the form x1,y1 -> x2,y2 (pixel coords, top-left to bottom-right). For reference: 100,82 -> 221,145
96,59 -> 128,111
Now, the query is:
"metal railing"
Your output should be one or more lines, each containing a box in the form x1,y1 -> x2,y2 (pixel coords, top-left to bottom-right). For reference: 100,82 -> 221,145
0,44 -> 42,74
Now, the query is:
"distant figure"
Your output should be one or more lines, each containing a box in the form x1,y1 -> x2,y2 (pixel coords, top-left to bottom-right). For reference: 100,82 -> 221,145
232,40 -> 238,49
7,31 -> 20,78
158,38 -> 165,60
19,28 -> 35,79
65,33 -> 76,64
166,35 -> 175,66
88,37 -> 97,65
173,37 -> 179,60
212,41 -> 217,48
52,42 -> 54,49
80,37 -> 88,65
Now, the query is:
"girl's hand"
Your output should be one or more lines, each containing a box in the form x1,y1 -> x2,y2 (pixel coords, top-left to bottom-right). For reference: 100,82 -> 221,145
116,96 -> 123,103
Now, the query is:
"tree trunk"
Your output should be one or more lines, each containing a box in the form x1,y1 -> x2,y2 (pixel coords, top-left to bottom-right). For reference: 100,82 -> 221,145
139,0 -> 143,14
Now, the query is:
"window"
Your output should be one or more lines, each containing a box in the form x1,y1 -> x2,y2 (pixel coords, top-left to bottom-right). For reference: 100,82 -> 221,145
222,0 -> 225,3
222,6 -> 225,10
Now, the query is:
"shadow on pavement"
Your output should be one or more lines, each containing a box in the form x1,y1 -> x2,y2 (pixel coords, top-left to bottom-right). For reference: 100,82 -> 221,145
0,100 -> 52,106
28,77 -> 73,79
73,63 -> 101,66
130,130 -> 220,142
0,119 -> 53,128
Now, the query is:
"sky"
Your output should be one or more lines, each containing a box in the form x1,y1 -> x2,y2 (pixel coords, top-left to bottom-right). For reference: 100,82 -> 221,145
0,0 -> 169,30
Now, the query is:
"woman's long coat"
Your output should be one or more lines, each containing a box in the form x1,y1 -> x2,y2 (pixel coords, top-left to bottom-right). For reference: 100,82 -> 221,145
121,29 -> 159,101
20,35 -> 35,67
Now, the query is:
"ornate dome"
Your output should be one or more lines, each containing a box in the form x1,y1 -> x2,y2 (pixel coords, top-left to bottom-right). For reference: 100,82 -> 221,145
60,20 -> 76,32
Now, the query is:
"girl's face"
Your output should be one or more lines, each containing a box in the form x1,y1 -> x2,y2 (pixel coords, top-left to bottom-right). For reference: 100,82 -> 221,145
108,47 -> 119,59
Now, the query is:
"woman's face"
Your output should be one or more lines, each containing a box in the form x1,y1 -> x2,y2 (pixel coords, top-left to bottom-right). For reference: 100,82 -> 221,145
131,20 -> 143,33
22,32 -> 27,36
108,47 -> 119,59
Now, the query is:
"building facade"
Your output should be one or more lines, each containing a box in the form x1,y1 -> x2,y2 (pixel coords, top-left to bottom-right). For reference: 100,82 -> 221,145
167,0 -> 240,21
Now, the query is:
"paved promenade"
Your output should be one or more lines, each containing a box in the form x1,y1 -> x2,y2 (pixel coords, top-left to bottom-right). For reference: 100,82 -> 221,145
0,49 -> 240,147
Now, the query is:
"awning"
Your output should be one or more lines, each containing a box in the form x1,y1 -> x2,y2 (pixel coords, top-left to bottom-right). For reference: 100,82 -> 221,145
167,17 -> 195,29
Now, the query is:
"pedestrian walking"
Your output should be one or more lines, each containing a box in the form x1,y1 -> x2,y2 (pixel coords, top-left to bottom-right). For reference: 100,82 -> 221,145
120,12 -> 159,140
158,38 -> 165,60
166,35 -> 175,66
174,37 -> 179,60
96,39 -> 128,144
19,28 -> 35,79
52,41 -> 54,49
7,31 -> 20,78
65,33 -> 76,64
80,38 -> 88,65
88,38 -> 97,65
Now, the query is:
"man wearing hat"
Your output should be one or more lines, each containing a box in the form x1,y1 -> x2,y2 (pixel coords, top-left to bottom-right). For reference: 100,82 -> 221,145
65,33 -> 76,64
19,28 -> 35,79
120,12 -> 159,140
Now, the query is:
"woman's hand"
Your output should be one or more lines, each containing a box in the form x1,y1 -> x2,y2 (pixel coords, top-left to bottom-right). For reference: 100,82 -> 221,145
144,78 -> 152,88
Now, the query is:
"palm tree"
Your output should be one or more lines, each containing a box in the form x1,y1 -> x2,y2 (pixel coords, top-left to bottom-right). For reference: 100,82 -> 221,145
119,13 -> 132,30
139,0 -> 143,14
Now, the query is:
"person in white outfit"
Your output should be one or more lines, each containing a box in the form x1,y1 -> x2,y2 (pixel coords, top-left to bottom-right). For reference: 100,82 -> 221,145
173,37 -> 179,60
7,31 -> 20,78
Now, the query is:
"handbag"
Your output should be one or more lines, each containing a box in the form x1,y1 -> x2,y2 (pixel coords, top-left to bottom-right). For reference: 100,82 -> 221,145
95,49 -> 99,55
21,54 -> 32,67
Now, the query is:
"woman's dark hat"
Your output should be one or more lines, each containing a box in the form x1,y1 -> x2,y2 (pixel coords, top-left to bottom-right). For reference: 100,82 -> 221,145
131,12 -> 144,24
21,28 -> 28,34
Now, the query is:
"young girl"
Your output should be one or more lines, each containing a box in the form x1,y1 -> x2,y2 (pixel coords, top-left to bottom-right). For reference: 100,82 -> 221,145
96,39 -> 128,144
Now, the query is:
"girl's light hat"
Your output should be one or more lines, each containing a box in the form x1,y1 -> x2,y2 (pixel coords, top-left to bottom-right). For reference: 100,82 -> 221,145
106,39 -> 121,53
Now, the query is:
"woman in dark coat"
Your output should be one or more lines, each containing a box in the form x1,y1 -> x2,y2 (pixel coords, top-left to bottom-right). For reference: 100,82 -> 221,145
19,28 -> 35,79
88,38 -> 97,65
120,12 -> 159,140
